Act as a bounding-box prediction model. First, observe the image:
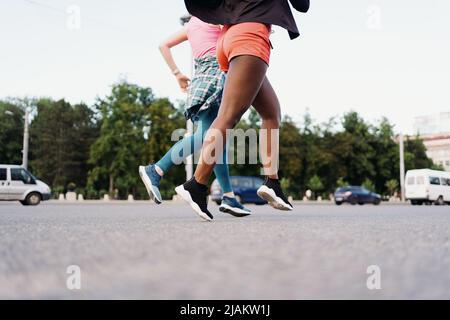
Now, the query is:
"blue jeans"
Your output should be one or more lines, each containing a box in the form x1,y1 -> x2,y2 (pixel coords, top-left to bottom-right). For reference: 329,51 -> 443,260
156,106 -> 232,193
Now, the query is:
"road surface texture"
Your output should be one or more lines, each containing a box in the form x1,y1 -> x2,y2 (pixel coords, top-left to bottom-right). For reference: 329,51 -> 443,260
0,201 -> 449,299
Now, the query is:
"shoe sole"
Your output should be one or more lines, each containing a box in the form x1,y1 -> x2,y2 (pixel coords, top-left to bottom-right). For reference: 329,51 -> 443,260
175,185 -> 213,221
257,185 -> 293,211
219,204 -> 251,217
139,166 -> 162,204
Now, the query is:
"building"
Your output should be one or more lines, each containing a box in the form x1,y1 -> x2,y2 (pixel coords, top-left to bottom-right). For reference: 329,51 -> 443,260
413,112 -> 450,135
413,113 -> 450,172
420,134 -> 450,171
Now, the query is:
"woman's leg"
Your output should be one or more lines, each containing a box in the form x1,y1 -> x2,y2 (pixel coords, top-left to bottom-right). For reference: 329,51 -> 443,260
155,132 -> 196,174
142,114 -> 203,204
251,77 -> 281,179
191,109 -> 251,215
155,107 -> 220,173
156,107 -> 233,194
141,126 -> 198,204
201,111 -> 234,195
194,55 -> 268,185
251,77 -> 292,210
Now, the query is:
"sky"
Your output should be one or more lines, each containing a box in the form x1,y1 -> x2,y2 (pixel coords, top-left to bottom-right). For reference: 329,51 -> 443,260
1,0 -> 449,134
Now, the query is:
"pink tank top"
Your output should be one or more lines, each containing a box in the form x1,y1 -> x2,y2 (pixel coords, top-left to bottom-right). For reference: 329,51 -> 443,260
186,16 -> 221,59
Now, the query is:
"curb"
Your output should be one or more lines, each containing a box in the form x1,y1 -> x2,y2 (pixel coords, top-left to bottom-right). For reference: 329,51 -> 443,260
40,200 -> 411,206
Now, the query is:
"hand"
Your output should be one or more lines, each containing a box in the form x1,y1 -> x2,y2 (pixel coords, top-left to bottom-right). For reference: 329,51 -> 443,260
176,73 -> 190,93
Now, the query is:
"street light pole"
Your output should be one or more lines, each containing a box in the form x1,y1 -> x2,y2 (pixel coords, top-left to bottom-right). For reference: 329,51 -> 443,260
185,52 -> 194,181
22,109 -> 30,169
399,133 -> 406,202
180,14 -> 194,180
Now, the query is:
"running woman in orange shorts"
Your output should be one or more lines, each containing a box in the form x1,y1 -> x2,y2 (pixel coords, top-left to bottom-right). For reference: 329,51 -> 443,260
176,0 -> 310,220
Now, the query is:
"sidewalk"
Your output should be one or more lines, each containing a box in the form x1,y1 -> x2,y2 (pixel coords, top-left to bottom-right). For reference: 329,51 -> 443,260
40,199 -> 409,206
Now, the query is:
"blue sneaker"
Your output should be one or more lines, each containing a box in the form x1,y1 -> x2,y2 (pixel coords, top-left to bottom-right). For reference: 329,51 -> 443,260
139,165 -> 162,204
219,196 -> 251,217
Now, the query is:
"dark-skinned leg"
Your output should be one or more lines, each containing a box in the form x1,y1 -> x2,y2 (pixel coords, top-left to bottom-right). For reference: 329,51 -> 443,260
194,55 -> 267,185
251,77 -> 281,179
253,78 -> 293,211
175,56 -> 267,220
252,77 -> 292,210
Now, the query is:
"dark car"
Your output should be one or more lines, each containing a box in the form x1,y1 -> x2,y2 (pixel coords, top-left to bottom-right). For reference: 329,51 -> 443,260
210,176 -> 267,205
334,186 -> 381,205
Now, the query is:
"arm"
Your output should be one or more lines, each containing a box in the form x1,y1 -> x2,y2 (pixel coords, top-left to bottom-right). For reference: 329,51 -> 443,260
289,0 -> 310,13
159,27 -> 190,92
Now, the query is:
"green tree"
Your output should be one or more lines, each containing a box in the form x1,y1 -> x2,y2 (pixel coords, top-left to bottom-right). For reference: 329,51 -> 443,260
279,116 -> 303,195
280,178 -> 291,196
404,135 -> 435,170
88,81 -> 186,199
362,178 -> 375,192
296,111 -> 317,194
0,100 -> 24,165
341,111 -> 376,185
336,177 -> 349,187
370,118 -> 399,194
385,179 -> 399,197
30,98 -> 98,189
307,175 -> 324,199
312,124 -> 351,194
88,81 -> 154,198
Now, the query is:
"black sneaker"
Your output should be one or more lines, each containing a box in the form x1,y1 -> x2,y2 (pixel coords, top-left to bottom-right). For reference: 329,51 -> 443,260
175,178 -> 213,221
257,177 -> 293,211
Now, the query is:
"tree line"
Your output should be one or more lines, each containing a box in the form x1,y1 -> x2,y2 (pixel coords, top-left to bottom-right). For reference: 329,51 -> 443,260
0,81 -> 439,200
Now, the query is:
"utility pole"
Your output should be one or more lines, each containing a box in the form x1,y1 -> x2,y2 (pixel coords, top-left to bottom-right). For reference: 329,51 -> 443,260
399,133 -> 406,202
185,55 -> 194,180
22,109 -> 30,169
181,14 -> 194,180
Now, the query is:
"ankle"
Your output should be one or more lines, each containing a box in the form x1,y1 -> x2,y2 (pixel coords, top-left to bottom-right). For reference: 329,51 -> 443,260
193,174 -> 208,186
154,165 -> 164,177
186,177 -> 208,191
266,176 -> 279,183
223,192 -> 235,198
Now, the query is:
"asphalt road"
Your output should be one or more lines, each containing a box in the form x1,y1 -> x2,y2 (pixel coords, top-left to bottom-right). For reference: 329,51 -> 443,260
0,201 -> 449,299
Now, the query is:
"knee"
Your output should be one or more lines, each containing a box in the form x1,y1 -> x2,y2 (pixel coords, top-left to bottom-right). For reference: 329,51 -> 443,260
274,113 -> 281,127
217,109 -> 245,128
259,104 -> 281,128
262,112 -> 281,128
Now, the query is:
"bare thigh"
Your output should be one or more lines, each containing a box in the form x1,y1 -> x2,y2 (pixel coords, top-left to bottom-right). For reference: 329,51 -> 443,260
214,55 -> 268,128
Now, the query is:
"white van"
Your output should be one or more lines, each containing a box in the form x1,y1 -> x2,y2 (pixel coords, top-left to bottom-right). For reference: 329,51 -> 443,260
0,164 -> 51,206
405,169 -> 450,205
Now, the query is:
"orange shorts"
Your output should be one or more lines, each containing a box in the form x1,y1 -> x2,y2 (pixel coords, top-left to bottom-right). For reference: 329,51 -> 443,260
216,22 -> 272,72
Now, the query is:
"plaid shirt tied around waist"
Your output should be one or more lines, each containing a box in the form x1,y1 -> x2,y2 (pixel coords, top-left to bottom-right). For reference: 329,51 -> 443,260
185,55 -> 225,120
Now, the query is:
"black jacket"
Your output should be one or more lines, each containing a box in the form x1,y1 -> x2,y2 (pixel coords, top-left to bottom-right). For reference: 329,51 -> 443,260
184,0 -> 310,40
